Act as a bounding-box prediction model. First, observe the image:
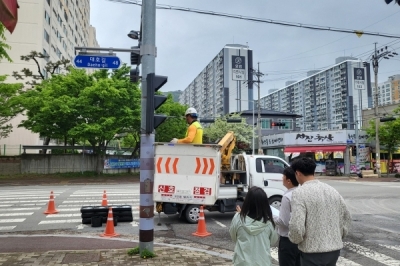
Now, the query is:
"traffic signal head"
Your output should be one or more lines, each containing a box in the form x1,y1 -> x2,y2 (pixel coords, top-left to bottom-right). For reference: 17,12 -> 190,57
130,47 -> 141,65
271,121 -> 286,127
380,117 -> 396,122
146,73 -> 168,134
130,67 -> 140,83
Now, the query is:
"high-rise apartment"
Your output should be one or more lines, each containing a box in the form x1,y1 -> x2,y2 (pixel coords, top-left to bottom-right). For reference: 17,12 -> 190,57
372,74 -> 400,106
0,0 -> 98,155
179,44 -> 254,118
259,57 -> 373,131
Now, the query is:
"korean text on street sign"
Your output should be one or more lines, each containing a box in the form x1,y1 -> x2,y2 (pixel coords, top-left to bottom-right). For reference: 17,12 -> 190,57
353,67 -> 365,90
232,55 -> 246,81
74,54 -> 121,69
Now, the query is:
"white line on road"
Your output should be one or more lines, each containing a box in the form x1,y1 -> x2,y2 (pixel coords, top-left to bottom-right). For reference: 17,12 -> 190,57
0,207 -> 41,211
70,193 -> 140,197
271,247 -> 279,262
1,200 -> 49,204
212,219 -> 226,228
1,213 -> 34,217
0,226 -> 16,230
46,213 -> 81,218
39,219 -> 82,224
379,244 -> 400,252
345,242 -> 400,266
0,219 -> 25,223
62,199 -> 139,203
336,256 -> 362,266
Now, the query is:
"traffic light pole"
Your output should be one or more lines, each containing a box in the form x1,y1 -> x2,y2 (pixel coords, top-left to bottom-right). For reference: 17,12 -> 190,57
372,43 -> 381,178
139,0 -> 156,252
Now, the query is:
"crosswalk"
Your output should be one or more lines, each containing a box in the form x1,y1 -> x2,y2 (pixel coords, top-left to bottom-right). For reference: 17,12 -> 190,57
1,186 -> 400,265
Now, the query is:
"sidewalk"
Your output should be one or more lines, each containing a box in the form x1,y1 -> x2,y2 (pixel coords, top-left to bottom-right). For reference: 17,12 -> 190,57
0,235 -> 238,266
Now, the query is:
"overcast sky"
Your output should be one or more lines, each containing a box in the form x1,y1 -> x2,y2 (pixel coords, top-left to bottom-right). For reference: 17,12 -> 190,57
90,0 -> 400,97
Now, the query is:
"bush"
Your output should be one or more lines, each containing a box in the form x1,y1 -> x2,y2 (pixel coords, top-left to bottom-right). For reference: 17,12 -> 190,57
395,173 -> 400,178
127,247 -> 156,259
127,247 -> 139,256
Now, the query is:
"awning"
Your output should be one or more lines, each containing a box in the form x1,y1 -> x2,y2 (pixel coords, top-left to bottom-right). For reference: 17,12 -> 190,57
284,145 -> 346,153
0,0 -> 19,33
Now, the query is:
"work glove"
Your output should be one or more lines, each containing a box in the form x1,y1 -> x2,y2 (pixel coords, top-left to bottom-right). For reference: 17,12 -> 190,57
170,138 -> 178,144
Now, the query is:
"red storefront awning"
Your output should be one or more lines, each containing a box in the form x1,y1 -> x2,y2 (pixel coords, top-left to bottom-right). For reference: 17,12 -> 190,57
284,145 -> 347,153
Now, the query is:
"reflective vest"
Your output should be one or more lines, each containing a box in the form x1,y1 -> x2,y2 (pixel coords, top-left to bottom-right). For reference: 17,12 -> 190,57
186,121 -> 203,144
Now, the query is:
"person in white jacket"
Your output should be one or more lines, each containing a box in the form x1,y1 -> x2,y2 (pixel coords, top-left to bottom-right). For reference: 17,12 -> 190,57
230,186 -> 278,266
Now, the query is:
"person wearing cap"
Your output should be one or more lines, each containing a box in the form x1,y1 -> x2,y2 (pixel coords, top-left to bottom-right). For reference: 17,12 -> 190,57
170,107 -> 203,144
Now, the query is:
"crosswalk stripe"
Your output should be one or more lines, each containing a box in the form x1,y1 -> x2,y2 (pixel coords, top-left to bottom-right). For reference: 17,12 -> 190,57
62,199 -> 139,203
0,207 -> 42,211
345,242 -> 400,266
337,256 -> 362,266
0,226 -> 16,230
1,213 -> 34,217
70,193 -> 140,197
1,200 -> 49,204
46,213 -> 81,218
271,247 -> 278,262
380,244 -> 400,252
38,219 -> 82,224
0,219 -> 25,223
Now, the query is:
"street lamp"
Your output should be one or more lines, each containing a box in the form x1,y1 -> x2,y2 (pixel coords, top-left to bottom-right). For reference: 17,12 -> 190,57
236,98 -> 255,155
127,30 -> 140,40
370,43 -> 398,177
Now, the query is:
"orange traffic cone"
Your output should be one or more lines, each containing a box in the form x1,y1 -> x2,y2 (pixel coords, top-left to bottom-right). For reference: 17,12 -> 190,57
192,205 -> 212,237
100,207 -> 120,237
44,191 -> 59,214
101,190 -> 108,206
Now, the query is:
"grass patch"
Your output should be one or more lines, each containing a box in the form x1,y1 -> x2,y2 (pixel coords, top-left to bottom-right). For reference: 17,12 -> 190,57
127,247 -> 157,259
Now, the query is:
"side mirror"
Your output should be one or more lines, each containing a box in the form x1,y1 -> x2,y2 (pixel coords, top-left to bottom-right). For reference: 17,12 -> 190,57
264,180 -> 269,186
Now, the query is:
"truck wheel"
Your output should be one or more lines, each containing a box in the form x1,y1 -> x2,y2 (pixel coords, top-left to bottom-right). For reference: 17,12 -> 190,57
269,196 -> 282,210
185,205 -> 200,224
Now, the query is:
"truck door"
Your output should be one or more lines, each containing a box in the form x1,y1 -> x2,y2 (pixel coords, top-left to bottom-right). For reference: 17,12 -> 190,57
255,158 -> 286,190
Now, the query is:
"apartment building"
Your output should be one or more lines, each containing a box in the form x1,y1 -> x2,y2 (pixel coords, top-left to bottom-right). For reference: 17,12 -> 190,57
372,74 -> 400,106
259,57 -> 373,131
179,44 -> 254,118
0,0 -> 98,155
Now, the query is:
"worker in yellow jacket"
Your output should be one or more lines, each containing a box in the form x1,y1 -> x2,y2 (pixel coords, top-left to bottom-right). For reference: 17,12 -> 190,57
170,107 -> 203,144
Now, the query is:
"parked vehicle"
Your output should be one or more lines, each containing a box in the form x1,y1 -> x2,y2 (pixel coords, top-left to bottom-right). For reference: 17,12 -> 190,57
153,132 -> 288,223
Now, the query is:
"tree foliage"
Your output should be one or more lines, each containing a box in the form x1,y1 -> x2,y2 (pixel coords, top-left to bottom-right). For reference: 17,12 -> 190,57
366,113 -> 400,176
0,75 -> 23,139
203,114 -> 254,148
0,23 -> 12,62
155,94 -> 188,142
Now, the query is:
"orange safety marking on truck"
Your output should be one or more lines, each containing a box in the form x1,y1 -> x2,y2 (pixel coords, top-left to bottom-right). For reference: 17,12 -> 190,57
173,158 -> 179,174
209,159 -> 215,175
157,157 -> 163,173
165,157 -> 171,173
195,157 -> 201,174
202,158 -> 208,174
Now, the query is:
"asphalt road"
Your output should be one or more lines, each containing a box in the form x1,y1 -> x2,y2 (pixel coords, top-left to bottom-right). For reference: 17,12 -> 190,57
1,179 -> 400,265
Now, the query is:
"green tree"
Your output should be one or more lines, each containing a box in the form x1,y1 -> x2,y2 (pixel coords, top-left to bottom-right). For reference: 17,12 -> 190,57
0,23 -> 12,62
203,114 -> 253,150
366,116 -> 400,176
0,75 -> 23,141
155,94 -> 188,142
17,67 -> 93,147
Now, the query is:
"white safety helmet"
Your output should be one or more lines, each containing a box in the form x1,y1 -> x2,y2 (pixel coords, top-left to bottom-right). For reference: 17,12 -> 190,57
185,107 -> 198,117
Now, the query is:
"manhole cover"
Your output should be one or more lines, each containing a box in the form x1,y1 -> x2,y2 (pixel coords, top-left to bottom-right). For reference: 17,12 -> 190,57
62,252 -> 100,264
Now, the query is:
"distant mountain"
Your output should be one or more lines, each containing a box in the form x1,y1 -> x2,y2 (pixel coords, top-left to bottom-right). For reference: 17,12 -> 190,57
162,90 -> 182,102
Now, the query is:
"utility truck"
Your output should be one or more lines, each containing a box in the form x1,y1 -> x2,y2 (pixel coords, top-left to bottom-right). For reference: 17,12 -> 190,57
153,131 -> 289,223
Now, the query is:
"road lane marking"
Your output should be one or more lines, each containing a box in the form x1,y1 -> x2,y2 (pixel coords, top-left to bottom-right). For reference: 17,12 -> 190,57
62,199 -> 139,203
1,213 -> 34,216
344,242 -> 400,266
39,219 -> 81,224
336,256 -> 362,266
46,213 -> 81,218
0,219 -> 25,223
379,244 -> 400,252
212,219 -> 226,228
0,226 -> 16,230
0,207 -> 41,211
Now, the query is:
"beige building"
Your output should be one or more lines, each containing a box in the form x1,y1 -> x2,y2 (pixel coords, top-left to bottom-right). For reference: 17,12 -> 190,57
0,0 -> 98,155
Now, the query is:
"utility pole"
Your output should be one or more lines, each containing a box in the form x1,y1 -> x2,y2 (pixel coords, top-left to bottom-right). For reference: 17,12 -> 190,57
353,105 -> 360,177
370,43 -> 398,177
372,43 -> 381,177
251,62 -> 264,155
139,0 -> 156,252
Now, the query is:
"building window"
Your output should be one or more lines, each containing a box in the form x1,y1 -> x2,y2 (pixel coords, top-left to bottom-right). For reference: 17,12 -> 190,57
44,11 -> 50,25
47,0 -> 50,5
64,10 -> 68,22
279,119 -> 293,130
260,118 -> 271,129
44,29 -> 50,43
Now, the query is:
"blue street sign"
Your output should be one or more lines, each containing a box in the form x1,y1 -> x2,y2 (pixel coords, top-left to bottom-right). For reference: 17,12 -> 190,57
346,140 -> 354,144
73,54 -> 121,69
